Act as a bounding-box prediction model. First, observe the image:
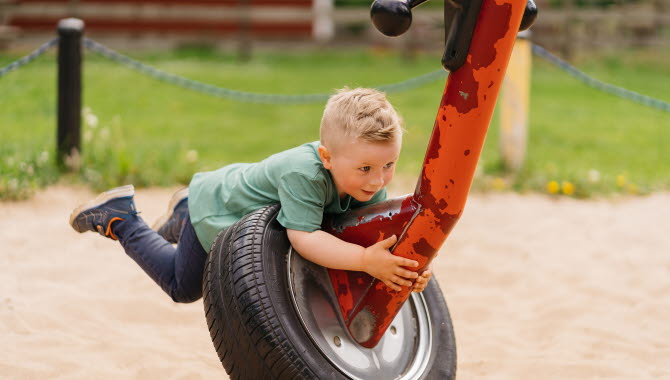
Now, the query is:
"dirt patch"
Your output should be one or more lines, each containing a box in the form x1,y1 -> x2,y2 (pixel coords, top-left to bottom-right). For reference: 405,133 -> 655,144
1,185 -> 668,378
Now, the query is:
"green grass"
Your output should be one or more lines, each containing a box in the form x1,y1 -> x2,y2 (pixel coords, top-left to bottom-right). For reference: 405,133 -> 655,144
1,45 -> 668,200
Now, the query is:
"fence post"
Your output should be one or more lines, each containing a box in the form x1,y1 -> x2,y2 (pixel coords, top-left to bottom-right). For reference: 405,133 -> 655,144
56,18 -> 83,170
499,30 -> 531,173
313,0 -> 334,42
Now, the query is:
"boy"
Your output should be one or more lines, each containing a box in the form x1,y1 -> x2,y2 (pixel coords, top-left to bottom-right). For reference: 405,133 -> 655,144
69,87 -> 432,303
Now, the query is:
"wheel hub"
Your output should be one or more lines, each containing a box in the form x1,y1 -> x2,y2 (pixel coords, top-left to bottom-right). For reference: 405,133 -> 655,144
287,248 -> 432,380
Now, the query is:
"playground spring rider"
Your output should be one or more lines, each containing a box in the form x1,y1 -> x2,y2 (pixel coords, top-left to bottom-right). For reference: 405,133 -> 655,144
203,0 -> 538,378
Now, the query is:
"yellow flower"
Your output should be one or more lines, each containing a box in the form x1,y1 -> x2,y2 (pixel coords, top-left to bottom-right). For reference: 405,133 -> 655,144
546,180 -> 559,194
561,181 -> 575,195
492,177 -> 506,190
616,174 -> 626,188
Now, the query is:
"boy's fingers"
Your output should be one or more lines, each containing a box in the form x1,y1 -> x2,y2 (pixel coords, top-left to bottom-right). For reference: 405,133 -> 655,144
391,275 -> 413,287
394,268 -> 418,279
384,280 -> 401,292
379,234 -> 397,249
397,256 -> 419,268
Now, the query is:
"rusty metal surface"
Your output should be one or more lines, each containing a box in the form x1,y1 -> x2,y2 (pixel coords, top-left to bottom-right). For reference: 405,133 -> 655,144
325,0 -> 527,349
324,195 -> 417,324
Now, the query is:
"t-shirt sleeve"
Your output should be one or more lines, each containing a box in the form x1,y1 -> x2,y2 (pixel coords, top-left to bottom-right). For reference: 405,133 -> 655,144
276,172 -> 327,232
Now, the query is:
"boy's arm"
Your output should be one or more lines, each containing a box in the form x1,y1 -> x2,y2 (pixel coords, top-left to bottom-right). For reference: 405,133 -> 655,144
287,229 -> 420,291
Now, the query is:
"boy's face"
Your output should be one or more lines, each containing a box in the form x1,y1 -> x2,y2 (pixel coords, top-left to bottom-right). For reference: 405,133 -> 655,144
319,137 -> 401,202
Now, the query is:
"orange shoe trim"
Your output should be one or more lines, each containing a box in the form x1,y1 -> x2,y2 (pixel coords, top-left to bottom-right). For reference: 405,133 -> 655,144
106,217 -> 124,240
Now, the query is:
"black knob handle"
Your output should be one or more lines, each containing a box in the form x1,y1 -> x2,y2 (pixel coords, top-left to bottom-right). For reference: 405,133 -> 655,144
520,0 -> 538,31
370,0 -> 412,37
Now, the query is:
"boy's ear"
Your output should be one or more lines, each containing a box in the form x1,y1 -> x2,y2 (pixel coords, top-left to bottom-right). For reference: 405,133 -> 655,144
318,145 -> 332,169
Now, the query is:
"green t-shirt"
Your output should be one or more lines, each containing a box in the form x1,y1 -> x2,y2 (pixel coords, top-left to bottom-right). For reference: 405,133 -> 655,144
188,141 -> 387,250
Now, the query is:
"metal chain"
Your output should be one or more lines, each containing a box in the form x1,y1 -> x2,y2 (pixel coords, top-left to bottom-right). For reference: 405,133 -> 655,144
0,38 -> 59,78
532,44 -> 670,113
83,38 -> 448,104
2,37 -> 667,113
87,37 -> 668,112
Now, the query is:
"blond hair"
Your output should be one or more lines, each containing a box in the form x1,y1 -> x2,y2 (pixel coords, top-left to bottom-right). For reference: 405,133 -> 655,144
320,87 -> 403,149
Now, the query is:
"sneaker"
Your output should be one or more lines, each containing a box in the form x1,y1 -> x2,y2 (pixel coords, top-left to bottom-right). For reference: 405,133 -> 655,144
69,185 -> 137,241
153,187 -> 189,244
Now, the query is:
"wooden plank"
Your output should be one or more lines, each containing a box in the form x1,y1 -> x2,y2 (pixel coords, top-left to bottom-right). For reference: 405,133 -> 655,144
10,16 -> 312,35
16,0 -> 313,6
11,3 -> 313,22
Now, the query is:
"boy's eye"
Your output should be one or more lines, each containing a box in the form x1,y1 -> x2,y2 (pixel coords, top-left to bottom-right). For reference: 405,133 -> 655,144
384,162 -> 395,169
359,166 -> 371,173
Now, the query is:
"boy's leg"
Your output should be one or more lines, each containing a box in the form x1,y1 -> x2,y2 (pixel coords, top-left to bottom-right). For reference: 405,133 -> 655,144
153,187 -> 189,244
113,214 -> 208,303
70,186 -> 207,303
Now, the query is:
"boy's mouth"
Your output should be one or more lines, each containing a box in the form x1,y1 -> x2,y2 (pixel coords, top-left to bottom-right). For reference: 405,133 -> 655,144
361,190 -> 377,196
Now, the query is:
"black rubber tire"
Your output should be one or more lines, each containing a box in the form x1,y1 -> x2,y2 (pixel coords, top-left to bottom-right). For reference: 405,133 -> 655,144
203,204 -> 457,380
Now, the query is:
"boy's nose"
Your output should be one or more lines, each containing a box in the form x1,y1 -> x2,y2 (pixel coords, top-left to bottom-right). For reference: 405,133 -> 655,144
369,173 -> 384,187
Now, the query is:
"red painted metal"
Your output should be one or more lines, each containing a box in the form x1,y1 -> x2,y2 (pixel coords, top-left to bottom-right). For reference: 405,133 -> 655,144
325,0 -> 527,348
323,195 -> 417,323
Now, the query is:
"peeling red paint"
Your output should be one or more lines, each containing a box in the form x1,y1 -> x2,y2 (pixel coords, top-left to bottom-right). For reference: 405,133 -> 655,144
325,195 -> 417,322
423,121 -> 441,163
412,238 -> 436,256
472,3 -> 511,69
444,65 -> 479,114
324,0 -> 527,349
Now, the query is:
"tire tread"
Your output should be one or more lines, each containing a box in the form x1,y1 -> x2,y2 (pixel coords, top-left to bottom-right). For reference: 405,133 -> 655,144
203,205 -> 314,379
204,204 -> 456,380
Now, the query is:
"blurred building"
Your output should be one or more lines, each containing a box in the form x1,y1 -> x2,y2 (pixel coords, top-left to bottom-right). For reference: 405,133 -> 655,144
1,0 -> 668,55
1,0 -> 334,49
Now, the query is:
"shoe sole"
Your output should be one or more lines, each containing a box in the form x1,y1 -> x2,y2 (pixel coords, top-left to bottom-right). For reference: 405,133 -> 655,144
152,187 -> 189,230
69,185 -> 135,232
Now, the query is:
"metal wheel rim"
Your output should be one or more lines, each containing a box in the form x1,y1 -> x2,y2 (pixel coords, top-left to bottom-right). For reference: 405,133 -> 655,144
287,247 -> 432,380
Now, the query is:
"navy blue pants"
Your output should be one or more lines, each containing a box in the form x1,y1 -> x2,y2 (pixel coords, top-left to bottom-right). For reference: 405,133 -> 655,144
113,210 -> 208,303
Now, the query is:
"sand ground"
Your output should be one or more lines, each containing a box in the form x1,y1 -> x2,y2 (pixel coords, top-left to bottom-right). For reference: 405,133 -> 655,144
1,185 -> 669,379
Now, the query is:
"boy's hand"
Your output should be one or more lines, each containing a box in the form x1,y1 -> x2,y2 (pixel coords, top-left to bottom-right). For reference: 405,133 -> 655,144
362,235 -> 419,292
412,266 -> 432,293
